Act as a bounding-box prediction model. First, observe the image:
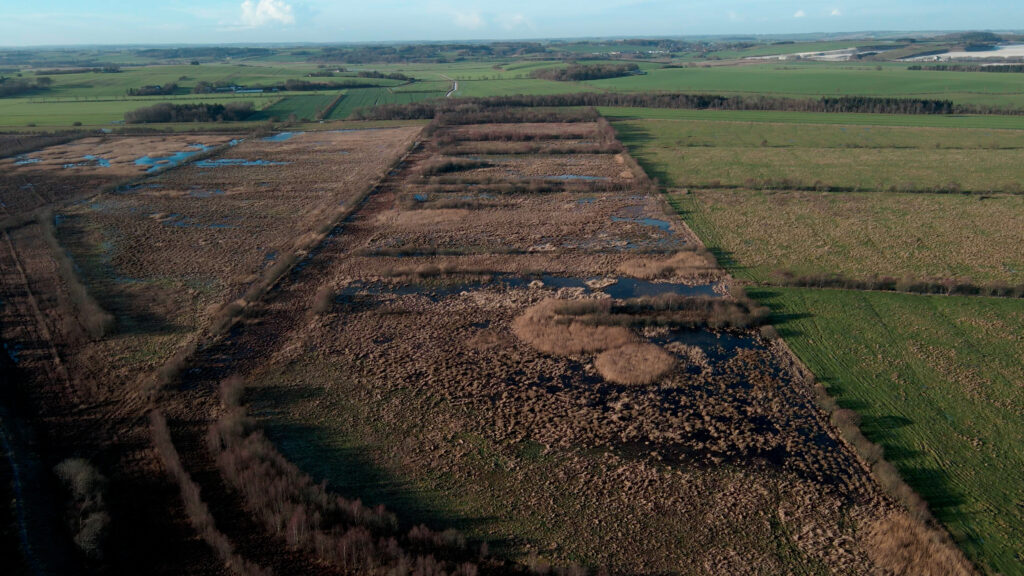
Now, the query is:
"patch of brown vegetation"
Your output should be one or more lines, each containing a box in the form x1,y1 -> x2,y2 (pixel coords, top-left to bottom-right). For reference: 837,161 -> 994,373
617,250 -> 711,280
594,343 -> 675,385
512,298 -> 635,355
865,513 -> 976,576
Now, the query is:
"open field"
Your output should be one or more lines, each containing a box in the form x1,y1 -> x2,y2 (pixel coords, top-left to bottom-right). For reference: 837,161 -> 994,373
0,94 -> 280,128
668,189 -> 1024,285
601,106 -> 1024,129
585,62 -> 1024,108
760,288 -> 1024,575
329,86 -> 447,119
614,102 -> 1024,574
615,116 -> 1024,193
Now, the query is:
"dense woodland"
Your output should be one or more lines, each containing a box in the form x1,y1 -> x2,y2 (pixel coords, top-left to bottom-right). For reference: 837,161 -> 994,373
124,102 -> 255,123
0,75 -> 51,97
530,63 -> 641,81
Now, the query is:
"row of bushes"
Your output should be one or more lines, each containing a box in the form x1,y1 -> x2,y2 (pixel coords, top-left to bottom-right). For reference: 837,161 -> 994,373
909,64 -> 1024,73
356,92 -> 1024,119
124,102 -> 255,124
208,377 -> 483,575
554,293 -> 771,331
0,76 -> 51,97
150,410 -> 270,576
127,83 -> 177,96
771,270 -> 1024,298
366,103 -> 600,124
36,211 -> 115,340
529,63 -> 640,82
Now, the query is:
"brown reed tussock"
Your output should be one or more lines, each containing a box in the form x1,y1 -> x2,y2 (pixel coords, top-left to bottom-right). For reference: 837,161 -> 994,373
594,344 -> 676,385
512,299 -> 635,356
865,513 -> 976,576
617,251 -> 710,280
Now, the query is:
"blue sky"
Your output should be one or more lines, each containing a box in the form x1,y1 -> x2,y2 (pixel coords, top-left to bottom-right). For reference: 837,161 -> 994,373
1,0 -> 1021,46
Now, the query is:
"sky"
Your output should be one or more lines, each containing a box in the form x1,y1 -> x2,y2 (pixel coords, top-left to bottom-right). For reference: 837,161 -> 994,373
0,0 -> 1021,47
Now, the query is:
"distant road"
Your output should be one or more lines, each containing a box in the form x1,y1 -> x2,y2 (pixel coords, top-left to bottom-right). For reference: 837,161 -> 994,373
440,74 -> 458,98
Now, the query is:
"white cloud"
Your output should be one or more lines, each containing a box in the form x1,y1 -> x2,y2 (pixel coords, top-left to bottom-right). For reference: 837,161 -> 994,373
240,0 -> 294,27
452,10 -> 484,29
793,9 -> 806,18
728,10 -> 741,21
831,8 -> 842,16
497,13 -> 532,31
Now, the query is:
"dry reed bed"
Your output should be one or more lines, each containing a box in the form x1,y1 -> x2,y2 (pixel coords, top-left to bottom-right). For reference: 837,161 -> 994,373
357,193 -> 691,256
89,111 -> 973,574
201,114 -> 972,573
0,135 -> 237,178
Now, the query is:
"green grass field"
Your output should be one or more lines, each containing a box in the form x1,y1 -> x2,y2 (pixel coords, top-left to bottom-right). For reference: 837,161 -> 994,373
249,92 -> 339,121
614,115 -> 1024,192
585,62 -> 1024,108
758,288 -> 1024,576
327,86 -> 447,119
601,106 -> 1024,130
0,94 -> 280,128
668,189 -> 1024,285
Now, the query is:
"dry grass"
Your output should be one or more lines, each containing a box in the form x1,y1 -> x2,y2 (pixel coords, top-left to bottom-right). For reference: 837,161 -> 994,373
512,298 -> 635,356
865,513 -> 976,576
674,189 -> 1024,285
617,250 -> 711,280
594,343 -> 676,385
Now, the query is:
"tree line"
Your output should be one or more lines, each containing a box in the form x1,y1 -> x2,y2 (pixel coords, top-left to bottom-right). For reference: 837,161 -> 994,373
124,102 -> 255,123
909,64 -> 1024,73
530,63 -> 640,82
359,92 -> 1023,120
0,75 -> 51,97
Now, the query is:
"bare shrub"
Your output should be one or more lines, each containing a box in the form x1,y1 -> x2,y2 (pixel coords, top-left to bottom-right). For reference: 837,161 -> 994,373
54,458 -> 109,560
207,377 -> 480,574
150,411 -> 270,576
418,158 -> 492,177
512,299 -> 635,356
865,513 -> 976,576
312,284 -> 334,315
557,294 -> 770,331
595,344 -> 676,385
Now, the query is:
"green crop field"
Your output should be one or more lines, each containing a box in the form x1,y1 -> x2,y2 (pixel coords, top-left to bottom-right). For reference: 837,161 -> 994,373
757,288 -> 1024,576
601,106 -> 1024,130
614,115 -> 1024,192
328,86 -> 447,119
249,92 -> 339,121
0,94 -> 279,128
668,189 -> 1024,285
